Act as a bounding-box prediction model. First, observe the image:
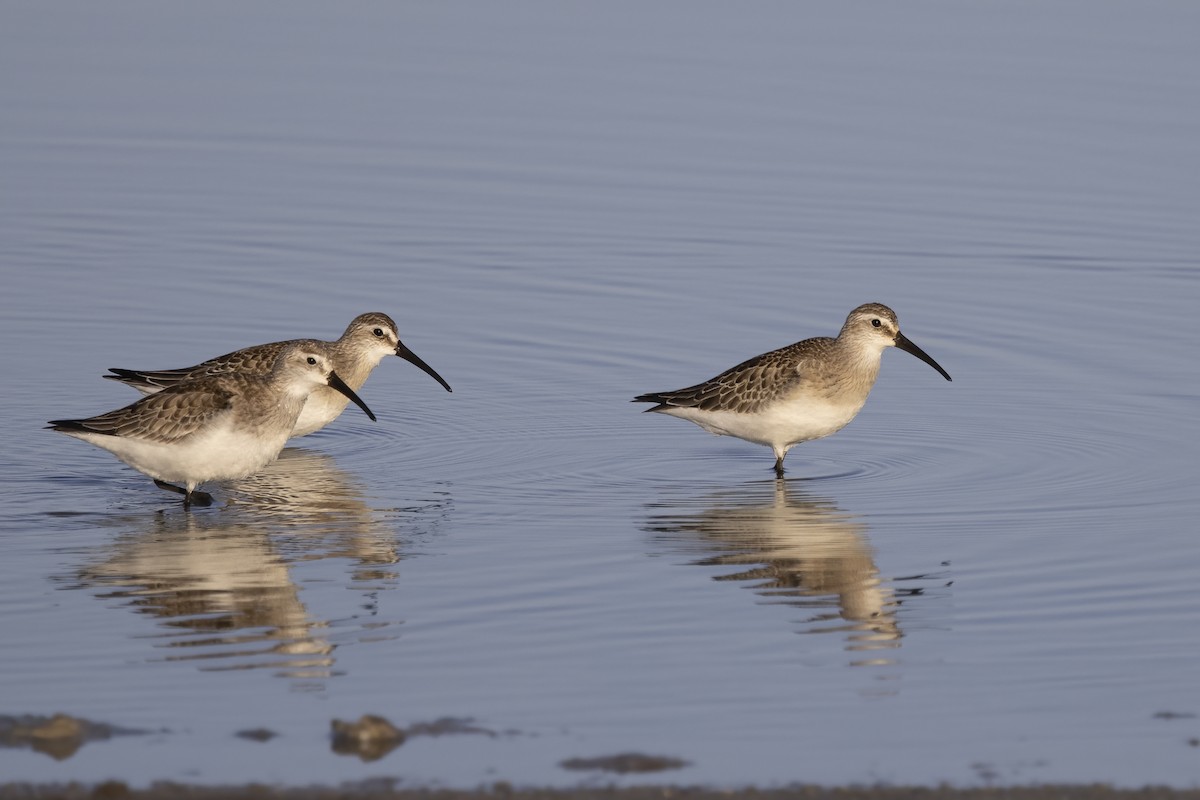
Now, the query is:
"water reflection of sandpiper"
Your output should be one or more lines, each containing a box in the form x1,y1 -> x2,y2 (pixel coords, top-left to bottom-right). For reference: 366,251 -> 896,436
74,447 -> 451,683
226,447 -> 423,578
645,480 -> 924,665
80,510 -> 336,679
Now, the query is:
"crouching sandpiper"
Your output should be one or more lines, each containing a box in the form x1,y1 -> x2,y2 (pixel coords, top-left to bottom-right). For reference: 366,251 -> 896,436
50,344 -> 377,507
104,312 -> 451,438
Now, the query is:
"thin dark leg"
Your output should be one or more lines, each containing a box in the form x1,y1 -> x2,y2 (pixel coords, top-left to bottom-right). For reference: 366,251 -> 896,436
154,479 -> 187,496
773,454 -> 786,477
183,489 -> 214,508
154,480 -> 212,508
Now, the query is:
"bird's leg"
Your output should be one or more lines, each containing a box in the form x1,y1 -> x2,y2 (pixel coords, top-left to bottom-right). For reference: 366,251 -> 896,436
183,488 -> 214,509
155,480 -> 212,508
773,452 -> 786,477
154,479 -> 188,497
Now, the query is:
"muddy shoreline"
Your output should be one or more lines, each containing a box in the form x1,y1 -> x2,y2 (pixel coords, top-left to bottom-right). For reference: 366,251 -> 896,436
6,715 -> 1199,799
3,782 -> 1200,800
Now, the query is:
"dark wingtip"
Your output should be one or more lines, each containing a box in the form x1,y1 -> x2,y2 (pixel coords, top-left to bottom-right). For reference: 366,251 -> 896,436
49,419 -> 121,436
104,368 -> 146,384
632,394 -> 670,412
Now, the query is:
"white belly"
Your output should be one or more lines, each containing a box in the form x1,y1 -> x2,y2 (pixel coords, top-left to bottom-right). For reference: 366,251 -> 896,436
67,421 -> 290,487
661,398 -> 864,450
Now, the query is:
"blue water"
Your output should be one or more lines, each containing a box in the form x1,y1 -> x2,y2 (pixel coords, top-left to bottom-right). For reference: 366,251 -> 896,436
2,0 -> 1199,789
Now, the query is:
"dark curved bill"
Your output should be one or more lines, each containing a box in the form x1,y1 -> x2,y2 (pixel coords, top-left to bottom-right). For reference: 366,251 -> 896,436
895,332 -> 952,381
395,342 -> 453,392
327,370 -> 377,421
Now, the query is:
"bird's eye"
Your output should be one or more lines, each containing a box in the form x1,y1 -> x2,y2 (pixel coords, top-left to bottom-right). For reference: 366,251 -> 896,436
373,328 -> 385,337
307,356 -> 317,365
871,319 -> 882,328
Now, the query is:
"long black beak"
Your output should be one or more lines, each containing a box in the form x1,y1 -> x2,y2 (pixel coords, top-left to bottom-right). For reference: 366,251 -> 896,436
395,341 -> 453,392
327,370 -> 377,421
894,332 -> 952,381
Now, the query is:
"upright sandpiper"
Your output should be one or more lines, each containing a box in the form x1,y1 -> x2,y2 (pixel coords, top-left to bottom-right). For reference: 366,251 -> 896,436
105,312 -> 451,438
51,344 -> 377,507
633,303 -> 951,475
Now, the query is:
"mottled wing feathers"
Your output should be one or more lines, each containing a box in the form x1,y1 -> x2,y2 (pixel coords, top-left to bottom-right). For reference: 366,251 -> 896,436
635,339 -> 828,414
105,341 -> 294,390
49,378 -> 240,443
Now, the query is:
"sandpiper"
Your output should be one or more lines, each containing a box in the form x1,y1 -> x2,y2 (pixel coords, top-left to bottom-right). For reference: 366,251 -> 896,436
104,312 -> 451,437
50,344 -> 377,507
633,303 -> 951,475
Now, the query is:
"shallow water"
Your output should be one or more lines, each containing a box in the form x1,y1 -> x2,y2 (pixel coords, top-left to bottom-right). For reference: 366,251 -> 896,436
3,0 -> 1200,789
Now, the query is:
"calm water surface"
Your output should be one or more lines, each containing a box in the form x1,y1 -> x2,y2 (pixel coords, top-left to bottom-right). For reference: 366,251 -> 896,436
2,1 -> 1199,789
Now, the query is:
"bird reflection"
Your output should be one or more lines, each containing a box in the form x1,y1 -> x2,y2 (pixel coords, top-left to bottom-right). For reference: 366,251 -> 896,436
75,447 -> 450,684
225,447 -> 410,579
81,511 -> 335,679
645,480 -> 904,665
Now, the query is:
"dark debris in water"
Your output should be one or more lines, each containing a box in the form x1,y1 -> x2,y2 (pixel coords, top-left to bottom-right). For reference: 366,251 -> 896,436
559,753 -> 690,774
331,715 -> 498,762
0,713 -> 148,761
235,728 -> 280,742
406,717 -> 499,739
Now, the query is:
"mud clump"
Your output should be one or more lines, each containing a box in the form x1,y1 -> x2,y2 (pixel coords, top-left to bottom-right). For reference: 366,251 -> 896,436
0,713 -> 146,761
560,752 -> 690,774
331,715 -> 407,762
330,715 -> 499,762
